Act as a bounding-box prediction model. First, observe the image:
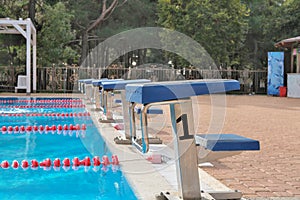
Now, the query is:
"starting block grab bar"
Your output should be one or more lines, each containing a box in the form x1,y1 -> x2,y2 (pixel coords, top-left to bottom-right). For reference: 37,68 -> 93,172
129,99 -> 191,153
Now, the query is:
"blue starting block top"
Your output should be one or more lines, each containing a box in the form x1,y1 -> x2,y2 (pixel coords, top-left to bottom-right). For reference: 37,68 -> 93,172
78,79 -> 98,84
134,107 -> 164,114
92,79 -> 123,86
114,99 -> 122,104
101,79 -> 151,90
195,134 -> 260,151
125,79 -> 240,104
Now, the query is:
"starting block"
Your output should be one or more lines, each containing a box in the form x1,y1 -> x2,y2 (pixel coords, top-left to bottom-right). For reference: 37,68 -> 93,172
99,79 -> 151,137
78,79 -> 98,100
125,79 -> 253,199
92,79 -> 123,112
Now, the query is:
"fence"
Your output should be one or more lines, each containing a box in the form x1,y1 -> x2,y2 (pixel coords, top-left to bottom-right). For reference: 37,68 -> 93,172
0,66 -> 267,94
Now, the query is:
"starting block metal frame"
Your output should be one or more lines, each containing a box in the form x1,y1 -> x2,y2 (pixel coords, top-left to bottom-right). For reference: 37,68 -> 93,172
78,79 -> 97,98
92,79 -> 123,113
126,79 -> 241,199
100,79 -> 151,137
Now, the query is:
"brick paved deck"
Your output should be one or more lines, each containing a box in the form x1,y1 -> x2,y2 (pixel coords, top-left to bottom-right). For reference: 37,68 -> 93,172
193,95 -> 300,198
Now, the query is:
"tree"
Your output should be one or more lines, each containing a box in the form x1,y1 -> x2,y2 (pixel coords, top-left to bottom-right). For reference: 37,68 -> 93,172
269,0 -> 300,40
0,1 -> 28,66
240,0 -> 299,69
0,1 -> 28,19
38,2 -> 76,65
96,0 -> 158,67
68,0 -> 127,65
157,0 -> 249,68
240,0 -> 271,69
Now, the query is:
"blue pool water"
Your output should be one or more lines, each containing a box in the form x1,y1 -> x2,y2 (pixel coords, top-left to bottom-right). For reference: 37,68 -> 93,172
0,97 -> 137,200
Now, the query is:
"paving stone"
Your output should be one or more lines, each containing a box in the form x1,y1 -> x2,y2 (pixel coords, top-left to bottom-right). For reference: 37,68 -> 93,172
265,187 -> 287,192
273,192 -> 295,197
256,192 -> 279,197
286,189 -> 300,195
248,187 -> 270,192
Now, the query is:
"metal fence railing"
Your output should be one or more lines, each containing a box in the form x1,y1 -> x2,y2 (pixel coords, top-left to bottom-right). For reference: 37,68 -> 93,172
0,66 -> 267,94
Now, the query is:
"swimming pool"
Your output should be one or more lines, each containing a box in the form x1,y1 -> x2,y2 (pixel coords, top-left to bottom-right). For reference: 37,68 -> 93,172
0,97 -> 137,200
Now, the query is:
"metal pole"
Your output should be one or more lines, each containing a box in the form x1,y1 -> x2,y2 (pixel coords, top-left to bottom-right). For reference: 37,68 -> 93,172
129,102 -> 137,140
140,106 -> 150,153
26,21 -> 31,94
291,47 -> 294,73
100,87 -> 105,111
94,86 -> 101,110
297,48 -> 300,73
121,90 -> 131,139
106,90 -> 113,120
103,90 -> 108,115
32,24 -> 37,92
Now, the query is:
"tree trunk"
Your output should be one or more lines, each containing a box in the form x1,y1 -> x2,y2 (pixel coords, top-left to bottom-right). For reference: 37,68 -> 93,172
80,31 -> 89,66
28,0 -> 35,20
79,0 -> 126,65
28,0 -> 43,31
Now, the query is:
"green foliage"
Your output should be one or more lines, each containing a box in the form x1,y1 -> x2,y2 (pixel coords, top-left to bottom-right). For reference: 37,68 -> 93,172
0,0 -> 299,69
67,0 -> 102,34
98,0 -> 157,37
0,0 -> 28,19
157,0 -> 300,69
38,2 -> 76,65
239,0 -> 299,69
269,0 -> 300,40
98,0 -> 158,66
239,0 -> 276,69
157,0 -> 249,68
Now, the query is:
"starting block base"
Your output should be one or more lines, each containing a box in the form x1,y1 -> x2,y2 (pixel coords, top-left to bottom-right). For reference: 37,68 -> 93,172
156,190 -> 242,200
99,118 -> 123,123
114,137 -> 162,145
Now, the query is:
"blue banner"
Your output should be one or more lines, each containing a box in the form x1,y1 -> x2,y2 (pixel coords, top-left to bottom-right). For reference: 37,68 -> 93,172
268,52 -> 284,96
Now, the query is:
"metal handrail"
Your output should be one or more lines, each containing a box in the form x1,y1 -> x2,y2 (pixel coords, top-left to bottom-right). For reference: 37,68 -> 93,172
130,99 -> 191,153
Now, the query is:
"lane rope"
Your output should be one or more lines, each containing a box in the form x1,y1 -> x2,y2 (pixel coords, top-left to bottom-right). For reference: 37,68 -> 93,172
0,99 -> 82,104
0,104 -> 85,108
0,155 -> 119,172
1,124 -> 87,137
0,112 -> 90,118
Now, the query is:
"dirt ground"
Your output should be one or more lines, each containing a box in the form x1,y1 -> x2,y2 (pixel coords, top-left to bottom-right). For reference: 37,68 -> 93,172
149,95 -> 300,198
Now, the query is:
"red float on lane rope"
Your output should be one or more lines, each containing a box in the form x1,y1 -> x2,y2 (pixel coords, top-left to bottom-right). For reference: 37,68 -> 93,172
12,160 -> 19,169
31,160 -> 39,168
54,158 -> 61,167
1,160 -> 9,169
102,156 -> 110,166
20,126 -> 25,133
21,160 -> 29,169
93,156 -> 101,166
1,126 -> 7,134
63,158 -> 70,167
